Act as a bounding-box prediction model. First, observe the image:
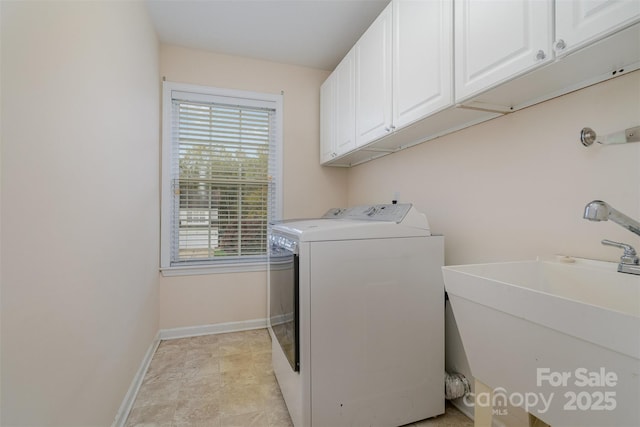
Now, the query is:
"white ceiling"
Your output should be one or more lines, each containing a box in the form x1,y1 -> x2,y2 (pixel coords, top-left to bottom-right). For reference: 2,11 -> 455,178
145,0 -> 391,71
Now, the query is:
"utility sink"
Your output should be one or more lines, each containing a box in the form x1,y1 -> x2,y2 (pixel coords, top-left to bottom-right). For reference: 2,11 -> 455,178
442,257 -> 640,427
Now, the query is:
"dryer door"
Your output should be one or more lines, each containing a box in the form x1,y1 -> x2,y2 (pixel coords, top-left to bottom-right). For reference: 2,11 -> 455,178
268,234 -> 300,372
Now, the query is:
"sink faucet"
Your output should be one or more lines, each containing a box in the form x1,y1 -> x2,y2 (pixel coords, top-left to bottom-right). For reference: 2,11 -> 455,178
583,200 -> 640,236
583,200 -> 640,275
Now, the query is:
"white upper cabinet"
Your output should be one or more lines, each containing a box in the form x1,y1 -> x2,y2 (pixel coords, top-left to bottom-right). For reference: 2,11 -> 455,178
393,0 -> 453,129
454,0 -> 553,102
320,0 -> 639,166
320,73 -> 336,164
355,0 -> 454,147
335,48 -> 356,156
555,0 -> 640,56
355,3 -> 393,147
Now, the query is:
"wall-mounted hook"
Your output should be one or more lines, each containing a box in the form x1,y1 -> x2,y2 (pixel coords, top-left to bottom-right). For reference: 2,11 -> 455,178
581,125 -> 640,147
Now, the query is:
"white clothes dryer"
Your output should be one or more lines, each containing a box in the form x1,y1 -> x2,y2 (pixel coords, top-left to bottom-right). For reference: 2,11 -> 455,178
268,204 -> 444,427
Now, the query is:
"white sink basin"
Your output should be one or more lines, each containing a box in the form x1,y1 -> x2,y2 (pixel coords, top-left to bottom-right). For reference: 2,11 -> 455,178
442,257 -> 640,427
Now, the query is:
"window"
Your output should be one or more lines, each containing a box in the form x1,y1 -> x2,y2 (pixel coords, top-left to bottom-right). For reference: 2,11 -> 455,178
161,82 -> 283,274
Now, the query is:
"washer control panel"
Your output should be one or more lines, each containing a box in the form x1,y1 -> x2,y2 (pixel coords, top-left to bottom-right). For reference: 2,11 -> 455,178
322,203 -> 412,223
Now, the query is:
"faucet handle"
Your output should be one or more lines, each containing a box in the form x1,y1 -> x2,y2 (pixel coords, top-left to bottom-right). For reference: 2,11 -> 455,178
601,239 -> 639,265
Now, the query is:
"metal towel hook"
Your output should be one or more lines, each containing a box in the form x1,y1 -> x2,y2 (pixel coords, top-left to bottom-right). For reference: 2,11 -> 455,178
581,125 -> 640,147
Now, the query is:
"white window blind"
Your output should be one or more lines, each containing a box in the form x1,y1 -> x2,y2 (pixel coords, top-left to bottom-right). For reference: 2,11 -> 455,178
161,82 -> 282,271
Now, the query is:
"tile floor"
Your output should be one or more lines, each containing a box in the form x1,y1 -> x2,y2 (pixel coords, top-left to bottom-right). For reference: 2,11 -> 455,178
125,329 -> 473,427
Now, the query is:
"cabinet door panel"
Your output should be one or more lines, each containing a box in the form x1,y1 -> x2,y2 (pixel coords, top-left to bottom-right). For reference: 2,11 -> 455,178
455,0 -> 553,102
355,3 -> 392,147
320,74 -> 336,164
335,50 -> 356,155
394,0 -> 453,129
555,0 -> 640,56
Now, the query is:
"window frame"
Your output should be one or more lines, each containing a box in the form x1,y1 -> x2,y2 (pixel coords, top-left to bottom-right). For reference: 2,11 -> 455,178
160,81 -> 283,276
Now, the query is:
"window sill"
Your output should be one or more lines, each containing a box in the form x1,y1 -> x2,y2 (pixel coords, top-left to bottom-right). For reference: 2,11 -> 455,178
160,262 -> 267,277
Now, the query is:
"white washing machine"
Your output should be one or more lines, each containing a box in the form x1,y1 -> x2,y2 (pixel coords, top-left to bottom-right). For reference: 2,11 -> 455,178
268,203 -> 445,427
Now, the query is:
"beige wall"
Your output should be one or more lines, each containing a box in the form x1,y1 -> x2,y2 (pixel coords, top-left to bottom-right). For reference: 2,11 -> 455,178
347,71 -> 640,265
1,2 -> 160,425
159,272 -> 267,329
158,45 -> 348,329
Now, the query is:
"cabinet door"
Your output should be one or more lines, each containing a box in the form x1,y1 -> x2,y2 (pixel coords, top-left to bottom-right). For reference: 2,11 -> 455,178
320,73 -> 336,164
355,3 -> 393,147
393,0 -> 453,129
555,0 -> 640,56
454,0 -> 553,102
335,49 -> 356,155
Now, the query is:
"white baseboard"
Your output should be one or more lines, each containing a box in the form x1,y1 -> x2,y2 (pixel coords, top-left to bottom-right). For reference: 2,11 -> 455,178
158,318 -> 268,340
112,318 -> 268,427
112,332 -> 161,427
